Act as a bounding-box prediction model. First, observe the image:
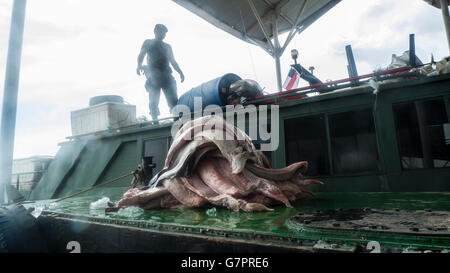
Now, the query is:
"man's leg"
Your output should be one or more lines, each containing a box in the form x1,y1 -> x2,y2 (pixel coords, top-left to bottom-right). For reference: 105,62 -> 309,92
146,79 -> 161,121
161,77 -> 178,116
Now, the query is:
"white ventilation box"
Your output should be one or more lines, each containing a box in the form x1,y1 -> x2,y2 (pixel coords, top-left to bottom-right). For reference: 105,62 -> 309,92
71,102 -> 137,136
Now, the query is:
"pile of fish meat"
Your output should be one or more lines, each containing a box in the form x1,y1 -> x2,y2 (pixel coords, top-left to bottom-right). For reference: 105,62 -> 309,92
112,115 -> 322,212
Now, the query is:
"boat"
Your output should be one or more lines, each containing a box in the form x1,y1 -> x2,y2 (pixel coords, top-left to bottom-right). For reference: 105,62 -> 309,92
1,0 -> 450,253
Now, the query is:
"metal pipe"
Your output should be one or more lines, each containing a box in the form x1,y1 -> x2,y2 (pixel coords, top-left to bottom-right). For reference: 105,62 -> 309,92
345,45 -> 359,85
441,0 -> 450,53
247,0 -> 275,53
255,66 -> 411,100
409,34 -> 416,67
0,0 -> 27,204
281,0 -> 308,54
249,71 -> 420,105
262,0 -> 293,27
272,13 -> 281,49
275,55 -> 282,91
248,0 -> 290,34
272,13 -> 282,91
248,82 -> 360,104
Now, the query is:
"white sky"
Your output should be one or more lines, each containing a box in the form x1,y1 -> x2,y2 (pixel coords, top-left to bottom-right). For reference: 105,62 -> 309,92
0,0 -> 448,159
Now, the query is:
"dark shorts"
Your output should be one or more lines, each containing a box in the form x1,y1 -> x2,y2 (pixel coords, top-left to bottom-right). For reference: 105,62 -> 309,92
145,74 -> 178,117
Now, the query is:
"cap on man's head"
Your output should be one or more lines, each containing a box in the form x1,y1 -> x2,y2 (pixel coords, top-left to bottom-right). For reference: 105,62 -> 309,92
154,24 -> 168,33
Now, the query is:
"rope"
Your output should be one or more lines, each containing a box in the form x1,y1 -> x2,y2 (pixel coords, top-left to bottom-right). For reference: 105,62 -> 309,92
52,172 -> 134,203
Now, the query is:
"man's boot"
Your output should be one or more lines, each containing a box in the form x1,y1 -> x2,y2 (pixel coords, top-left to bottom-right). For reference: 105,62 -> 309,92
151,113 -> 159,125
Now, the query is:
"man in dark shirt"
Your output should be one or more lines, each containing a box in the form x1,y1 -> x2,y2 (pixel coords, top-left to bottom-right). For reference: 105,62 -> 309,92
136,24 -> 184,121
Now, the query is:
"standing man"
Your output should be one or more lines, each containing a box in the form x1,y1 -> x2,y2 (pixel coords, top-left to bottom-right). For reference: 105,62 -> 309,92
137,24 -> 184,122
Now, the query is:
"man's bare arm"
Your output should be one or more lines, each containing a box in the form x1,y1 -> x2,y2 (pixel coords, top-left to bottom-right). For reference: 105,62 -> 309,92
136,43 -> 147,75
168,46 -> 184,82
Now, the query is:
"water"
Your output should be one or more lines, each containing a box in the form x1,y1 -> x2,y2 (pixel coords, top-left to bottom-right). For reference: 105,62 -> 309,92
117,206 -> 145,218
89,197 -> 111,210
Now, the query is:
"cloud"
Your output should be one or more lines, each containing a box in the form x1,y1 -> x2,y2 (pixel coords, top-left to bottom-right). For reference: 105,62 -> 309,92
23,19 -> 84,45
324,0 -> 447,72
14,126 -> 69,158
364,2 -> 393,20
0,6 -> 84,48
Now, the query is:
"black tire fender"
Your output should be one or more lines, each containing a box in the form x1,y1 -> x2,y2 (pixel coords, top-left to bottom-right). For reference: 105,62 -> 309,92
0,204 -> 47,253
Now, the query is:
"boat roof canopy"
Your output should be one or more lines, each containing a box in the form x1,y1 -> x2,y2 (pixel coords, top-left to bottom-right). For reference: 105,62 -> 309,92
172,0 -> 341,57
423,0 -> 450,9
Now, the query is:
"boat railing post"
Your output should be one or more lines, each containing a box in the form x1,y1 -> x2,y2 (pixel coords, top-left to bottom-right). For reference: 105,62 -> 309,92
345,45 -> 359,86
409,34 -> 416,68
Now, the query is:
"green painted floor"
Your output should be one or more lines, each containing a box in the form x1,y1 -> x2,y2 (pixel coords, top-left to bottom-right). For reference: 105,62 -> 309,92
25,189 -> 450,250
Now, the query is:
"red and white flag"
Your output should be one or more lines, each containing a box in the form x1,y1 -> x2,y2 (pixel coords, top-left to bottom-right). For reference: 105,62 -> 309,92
282,68 -> 300,90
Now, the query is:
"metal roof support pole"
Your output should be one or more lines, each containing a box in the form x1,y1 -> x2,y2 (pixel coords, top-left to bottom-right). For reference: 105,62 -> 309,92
275,55 -> 282,91
249,0 -> 291,35
262,0 -> 293,26
247,0 -> 275,53
273,13 -> 282,91
441,0 -> 450,53
281,0 -> 308,54
273,13 -> 281,49
247,10 -> 276,35
0,0 -> 27,204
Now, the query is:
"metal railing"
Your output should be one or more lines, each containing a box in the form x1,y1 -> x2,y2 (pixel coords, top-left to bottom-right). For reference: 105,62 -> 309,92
11,170 -> 44,191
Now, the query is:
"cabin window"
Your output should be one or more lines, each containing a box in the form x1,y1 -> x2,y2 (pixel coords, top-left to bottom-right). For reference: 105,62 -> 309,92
393,98 -> 450,169
328,109 -> 379,173
143,138 -> 170,176
285,115 -> 329,176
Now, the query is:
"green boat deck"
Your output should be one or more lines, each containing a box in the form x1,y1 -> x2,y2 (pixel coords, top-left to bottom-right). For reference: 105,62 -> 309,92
26,189 -> 450,252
